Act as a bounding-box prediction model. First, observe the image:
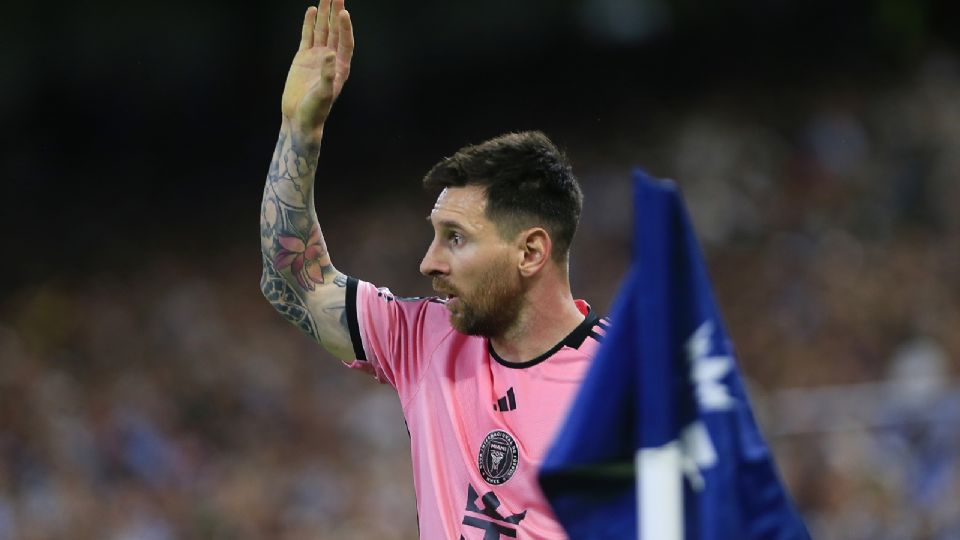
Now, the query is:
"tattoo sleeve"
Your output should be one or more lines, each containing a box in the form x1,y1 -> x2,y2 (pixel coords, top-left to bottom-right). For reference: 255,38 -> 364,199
260,121 -> 353,358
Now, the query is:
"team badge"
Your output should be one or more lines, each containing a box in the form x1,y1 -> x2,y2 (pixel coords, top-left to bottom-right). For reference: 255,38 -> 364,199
478,430 -> 519,485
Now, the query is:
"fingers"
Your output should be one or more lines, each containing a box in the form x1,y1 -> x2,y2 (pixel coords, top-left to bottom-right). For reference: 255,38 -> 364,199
316,0 -> 332,48
328,0 -> 345,52
299,6 -> 317,51
337,10 -> 354,75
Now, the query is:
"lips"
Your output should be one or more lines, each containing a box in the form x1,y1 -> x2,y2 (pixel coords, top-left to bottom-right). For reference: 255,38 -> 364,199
432,279 -> 458,301
434,289 -> 457,300
435,288 -> 459,308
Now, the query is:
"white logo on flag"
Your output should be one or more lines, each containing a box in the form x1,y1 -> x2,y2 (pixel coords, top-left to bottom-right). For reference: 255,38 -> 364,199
675,321 -> 734,492
679,421 -> 717,492
686,321 -> 735,412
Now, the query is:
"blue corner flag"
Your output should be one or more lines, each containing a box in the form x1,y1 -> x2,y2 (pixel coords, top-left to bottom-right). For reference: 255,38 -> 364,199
539,171 -> 810,540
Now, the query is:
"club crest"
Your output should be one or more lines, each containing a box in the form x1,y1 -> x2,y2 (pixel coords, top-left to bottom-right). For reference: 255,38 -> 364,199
478,430 -> 519,485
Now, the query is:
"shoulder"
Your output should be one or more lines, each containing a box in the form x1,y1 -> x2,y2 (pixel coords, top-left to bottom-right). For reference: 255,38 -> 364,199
347,279 -> 459,385
566,300 -> 610,352
350,279 -> 454,339
358,281 -> 451,318
586,314 -> 611,345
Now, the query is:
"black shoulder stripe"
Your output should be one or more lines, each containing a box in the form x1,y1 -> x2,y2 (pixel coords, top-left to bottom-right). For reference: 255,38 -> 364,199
588,330 -> 605,343
561,309 -> 600,350
345,277 -> 366,361
596,318 -> 610,331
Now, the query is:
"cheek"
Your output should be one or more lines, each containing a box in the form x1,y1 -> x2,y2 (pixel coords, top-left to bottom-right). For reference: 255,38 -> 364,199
480,255 -> 518,291
455,245 -> 516,292
452,247 -> 486,278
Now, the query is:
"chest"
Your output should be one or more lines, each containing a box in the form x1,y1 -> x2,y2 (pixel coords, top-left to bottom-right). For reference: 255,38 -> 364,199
419,340 -> 591,459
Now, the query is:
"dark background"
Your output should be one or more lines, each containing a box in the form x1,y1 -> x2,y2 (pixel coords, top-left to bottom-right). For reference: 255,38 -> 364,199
2,1 -> 959,538
5,0 -> 958,288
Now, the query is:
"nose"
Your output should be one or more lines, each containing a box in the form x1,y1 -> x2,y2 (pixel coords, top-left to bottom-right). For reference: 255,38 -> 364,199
419,238 -> 449,277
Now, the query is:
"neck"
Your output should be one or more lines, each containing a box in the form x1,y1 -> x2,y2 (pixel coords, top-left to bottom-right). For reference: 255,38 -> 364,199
489,272 -> 585,364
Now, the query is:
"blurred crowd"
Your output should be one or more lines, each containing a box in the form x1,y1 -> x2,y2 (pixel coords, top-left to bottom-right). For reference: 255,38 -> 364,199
2,55 -> 959,539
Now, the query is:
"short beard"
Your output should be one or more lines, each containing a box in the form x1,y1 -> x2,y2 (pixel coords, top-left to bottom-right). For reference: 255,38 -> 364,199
442,267 -> 524,338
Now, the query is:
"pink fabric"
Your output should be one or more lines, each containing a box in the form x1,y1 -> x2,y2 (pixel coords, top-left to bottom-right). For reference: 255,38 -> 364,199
346,281 -> 603,539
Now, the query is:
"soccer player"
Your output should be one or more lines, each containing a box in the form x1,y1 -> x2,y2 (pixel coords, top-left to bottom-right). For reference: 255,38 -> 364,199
259,1 -> 607,537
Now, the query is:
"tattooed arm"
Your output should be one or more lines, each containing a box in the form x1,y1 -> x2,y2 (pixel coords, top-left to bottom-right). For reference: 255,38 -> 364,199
260,0 -> 355,360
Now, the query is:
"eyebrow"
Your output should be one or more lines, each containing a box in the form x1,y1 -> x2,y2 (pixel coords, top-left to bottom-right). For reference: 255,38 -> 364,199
425,216 -> 466,231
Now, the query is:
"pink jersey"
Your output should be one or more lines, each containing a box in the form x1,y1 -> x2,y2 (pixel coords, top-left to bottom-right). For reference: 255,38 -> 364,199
343,278 -> 607,539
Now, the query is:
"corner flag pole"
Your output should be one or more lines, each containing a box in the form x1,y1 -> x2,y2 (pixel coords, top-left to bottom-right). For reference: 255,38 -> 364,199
637,443 -> 683,540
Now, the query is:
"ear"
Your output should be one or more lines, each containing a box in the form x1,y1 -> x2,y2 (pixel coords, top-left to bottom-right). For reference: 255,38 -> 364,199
517,227 -> 552,277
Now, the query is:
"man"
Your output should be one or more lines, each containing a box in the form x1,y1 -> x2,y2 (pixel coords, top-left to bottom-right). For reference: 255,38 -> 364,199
259,1 -> 606,537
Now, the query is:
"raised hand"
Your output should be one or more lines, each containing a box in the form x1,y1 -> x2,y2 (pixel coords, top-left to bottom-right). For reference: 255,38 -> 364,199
281,0 -> 354,139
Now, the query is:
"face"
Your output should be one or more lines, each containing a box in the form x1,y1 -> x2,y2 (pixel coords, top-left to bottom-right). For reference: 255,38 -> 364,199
420,186 -> 524,337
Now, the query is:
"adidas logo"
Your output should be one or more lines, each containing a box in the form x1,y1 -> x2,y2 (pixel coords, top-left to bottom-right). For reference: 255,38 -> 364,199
493,387 -> 517,411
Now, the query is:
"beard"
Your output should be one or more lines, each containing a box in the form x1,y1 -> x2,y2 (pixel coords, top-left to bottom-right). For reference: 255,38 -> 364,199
434,264 -> 524,338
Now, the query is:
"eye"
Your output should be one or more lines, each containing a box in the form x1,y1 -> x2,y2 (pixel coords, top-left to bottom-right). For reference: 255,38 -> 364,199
447,231 -> 464,246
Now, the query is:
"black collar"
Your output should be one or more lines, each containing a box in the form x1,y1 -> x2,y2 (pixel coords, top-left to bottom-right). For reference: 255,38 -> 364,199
489,308 -> 599,369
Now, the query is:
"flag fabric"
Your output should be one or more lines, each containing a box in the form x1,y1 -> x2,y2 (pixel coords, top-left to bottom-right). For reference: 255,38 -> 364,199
539,171 -> 810,540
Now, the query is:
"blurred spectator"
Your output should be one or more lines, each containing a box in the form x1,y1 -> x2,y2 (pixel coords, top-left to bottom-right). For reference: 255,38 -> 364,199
2,53 -> 959,539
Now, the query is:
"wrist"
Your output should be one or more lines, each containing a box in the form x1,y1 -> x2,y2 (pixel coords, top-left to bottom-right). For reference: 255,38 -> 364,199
281,115 -> 325,145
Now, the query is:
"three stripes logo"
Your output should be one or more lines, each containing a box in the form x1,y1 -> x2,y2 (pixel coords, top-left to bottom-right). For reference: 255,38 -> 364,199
493,387 -> 517,412
589,317 -> 610,342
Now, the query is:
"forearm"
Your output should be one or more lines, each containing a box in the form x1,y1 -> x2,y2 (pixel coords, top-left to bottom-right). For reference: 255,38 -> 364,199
260,118 -> 325,268
260,119 -> 350,353
261,0 -> 356,356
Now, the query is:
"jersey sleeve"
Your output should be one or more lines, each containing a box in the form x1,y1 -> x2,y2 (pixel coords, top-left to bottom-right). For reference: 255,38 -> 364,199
343,278 -> 453,394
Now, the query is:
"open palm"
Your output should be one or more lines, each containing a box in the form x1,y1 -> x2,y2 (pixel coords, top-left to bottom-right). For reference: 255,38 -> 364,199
281,0 -> 354,134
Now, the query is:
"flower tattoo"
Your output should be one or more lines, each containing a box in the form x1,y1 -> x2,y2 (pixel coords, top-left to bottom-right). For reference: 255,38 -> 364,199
274,224 -> 326,290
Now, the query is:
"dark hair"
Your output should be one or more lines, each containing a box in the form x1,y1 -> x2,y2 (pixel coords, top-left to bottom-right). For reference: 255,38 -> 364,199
422,131 -> 583,263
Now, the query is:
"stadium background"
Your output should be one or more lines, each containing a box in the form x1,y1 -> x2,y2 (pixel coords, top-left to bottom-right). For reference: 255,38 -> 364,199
2,0 -> 959,538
